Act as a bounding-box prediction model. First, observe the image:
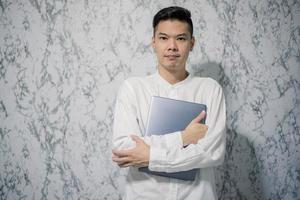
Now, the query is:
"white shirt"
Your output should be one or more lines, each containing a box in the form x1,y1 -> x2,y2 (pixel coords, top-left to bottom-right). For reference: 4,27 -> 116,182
113,72 -> 226,200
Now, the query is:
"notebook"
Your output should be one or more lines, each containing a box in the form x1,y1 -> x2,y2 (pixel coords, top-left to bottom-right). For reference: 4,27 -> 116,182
139,96 -> 207,181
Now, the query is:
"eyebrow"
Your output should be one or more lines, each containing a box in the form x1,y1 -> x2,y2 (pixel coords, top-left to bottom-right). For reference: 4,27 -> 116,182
157,32 -> 189,37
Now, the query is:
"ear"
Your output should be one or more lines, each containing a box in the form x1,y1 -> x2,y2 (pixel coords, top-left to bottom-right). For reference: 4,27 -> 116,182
151,36 -> 155,49
190,36 -> 195,51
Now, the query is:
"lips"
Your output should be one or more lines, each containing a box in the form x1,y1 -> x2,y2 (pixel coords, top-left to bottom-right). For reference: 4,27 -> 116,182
164,54 -> 180,58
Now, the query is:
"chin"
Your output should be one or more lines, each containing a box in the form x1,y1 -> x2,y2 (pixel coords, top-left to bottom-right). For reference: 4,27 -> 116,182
162,65 -> 183,72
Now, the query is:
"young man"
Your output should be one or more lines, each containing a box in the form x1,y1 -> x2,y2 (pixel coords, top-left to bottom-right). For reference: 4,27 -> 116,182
112,6 -> 226,200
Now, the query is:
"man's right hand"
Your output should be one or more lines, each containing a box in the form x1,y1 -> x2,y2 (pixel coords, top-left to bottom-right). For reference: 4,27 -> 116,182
181,111 -> 208,146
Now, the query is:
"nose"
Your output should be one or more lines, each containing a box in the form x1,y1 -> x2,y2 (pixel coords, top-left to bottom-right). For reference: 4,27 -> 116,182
167,38 -> 178,51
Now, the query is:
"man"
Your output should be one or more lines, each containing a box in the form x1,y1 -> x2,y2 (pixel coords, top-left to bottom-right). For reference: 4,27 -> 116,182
112,6 -> 226,200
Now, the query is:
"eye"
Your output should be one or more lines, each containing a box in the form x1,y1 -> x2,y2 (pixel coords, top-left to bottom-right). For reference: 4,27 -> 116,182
159,36 -> 168,40
177,37 -> 187,41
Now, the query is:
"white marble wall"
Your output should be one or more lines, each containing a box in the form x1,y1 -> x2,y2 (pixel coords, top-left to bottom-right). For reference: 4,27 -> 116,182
0,0 -> 299,199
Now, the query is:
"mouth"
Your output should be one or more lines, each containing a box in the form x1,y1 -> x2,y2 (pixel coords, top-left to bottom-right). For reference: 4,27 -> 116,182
164,54 -> 180,59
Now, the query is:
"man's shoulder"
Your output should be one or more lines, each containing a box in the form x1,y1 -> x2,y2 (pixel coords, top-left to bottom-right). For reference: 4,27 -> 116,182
190,76 -> 222,88
118,73 -> 155,94
123,73 -> 155,86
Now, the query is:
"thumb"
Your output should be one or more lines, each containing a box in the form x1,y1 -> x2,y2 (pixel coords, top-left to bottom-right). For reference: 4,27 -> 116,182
130,135 -> 142,144
191,111 -> 206,123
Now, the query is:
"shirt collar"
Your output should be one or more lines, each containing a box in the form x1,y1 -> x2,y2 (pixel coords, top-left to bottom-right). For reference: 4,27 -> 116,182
154,70 -> 192,89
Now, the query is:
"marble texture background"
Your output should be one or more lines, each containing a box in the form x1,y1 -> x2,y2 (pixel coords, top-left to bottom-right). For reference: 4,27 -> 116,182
0,0 -> 299,199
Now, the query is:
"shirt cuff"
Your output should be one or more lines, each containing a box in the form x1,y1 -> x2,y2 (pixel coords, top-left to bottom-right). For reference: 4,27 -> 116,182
165,131 -> 183,149
148,131 -> 183,172
148,146 -> 167,171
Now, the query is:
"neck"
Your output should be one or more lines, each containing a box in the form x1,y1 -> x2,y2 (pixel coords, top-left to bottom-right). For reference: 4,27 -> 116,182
158,66 -> 188,85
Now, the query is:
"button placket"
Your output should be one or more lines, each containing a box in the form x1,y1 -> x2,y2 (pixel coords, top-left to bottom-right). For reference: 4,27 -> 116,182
168,87 -> 178,99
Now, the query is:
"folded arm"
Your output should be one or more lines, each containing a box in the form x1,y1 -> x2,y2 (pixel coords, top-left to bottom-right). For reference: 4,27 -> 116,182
112,80 -> 184,167
112,80 -> 226,172
149,85 -> 226,172
112,111 -> 208,168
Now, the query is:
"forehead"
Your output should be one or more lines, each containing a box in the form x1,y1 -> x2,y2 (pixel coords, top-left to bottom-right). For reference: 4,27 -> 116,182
155,20 -> 190,35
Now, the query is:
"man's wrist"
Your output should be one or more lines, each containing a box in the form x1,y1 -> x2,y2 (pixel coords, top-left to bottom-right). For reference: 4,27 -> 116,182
181,130 -> 188,146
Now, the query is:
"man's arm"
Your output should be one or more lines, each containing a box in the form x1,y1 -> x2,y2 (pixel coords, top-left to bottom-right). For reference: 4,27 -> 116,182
148,83 -> 226,173
112,111 -> 208,167
112,135 -> 150,167
112,79 -> 225,172
112,80 -> 185,155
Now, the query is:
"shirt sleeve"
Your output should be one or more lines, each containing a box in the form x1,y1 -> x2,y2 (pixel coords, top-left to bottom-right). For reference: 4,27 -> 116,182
148,82 -> 226,173
112,80 -> 183,151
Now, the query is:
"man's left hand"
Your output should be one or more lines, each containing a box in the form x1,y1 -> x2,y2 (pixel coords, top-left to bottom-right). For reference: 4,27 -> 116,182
112,135 -> 150,168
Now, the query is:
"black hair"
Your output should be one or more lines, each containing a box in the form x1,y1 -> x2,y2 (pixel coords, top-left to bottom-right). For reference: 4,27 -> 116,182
152,6 -> 193,36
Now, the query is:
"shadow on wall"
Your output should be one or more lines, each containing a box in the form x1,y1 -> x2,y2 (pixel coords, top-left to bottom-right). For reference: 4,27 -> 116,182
190,62 -> 263,200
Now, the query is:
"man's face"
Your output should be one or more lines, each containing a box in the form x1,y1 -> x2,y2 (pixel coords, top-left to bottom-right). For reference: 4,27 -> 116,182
152,20 -> 195,73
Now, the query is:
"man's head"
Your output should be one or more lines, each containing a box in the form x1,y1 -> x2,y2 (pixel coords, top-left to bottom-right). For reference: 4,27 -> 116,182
153,6 -> 193,37
152,6 -> 195,74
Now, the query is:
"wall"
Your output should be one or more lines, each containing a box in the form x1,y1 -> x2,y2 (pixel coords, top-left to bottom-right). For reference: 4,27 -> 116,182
0,0 -> 299,199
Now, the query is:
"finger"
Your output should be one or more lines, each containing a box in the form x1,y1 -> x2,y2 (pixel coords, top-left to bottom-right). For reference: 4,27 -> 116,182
202,125 -> 208,132
130,135 -> 143,144
191,111 -> 206,123
112,156 -> 136,168
120,162 -> 134,168
194,124 -> 208,132
119,164 -> 128,168
112,156 -> 129,165
112,149 -> 131,157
